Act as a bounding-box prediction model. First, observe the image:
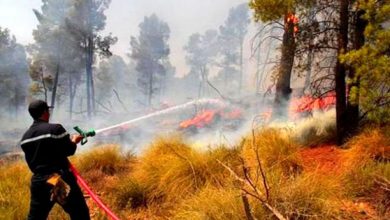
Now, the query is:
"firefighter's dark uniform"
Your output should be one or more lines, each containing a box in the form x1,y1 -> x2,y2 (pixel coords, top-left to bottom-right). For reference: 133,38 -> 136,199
20,119 -> 90,220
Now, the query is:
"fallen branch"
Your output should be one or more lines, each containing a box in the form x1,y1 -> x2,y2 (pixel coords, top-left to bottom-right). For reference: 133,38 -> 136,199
217,159 -> 288,220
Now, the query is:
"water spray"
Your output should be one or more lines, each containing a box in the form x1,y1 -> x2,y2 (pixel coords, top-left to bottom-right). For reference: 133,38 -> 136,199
73,98 -> 225,144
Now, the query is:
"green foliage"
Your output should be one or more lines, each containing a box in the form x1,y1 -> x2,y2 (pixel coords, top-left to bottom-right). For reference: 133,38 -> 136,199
95,55 -> 134,107
130,14 -> 171,106
184,29 -> 219,97
0,27 -> 29,116
28,0 -> 82,102
340,0 -> 390,124
217,3 -> 250,92
249,0 -> 312,22
249,0 -> 293,21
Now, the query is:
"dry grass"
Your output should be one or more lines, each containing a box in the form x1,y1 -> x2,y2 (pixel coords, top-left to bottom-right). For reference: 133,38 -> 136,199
293,110 -> 337,146
74,144 -> 133,175
172,186 -> 246,220
269,173 -> 343,219
1,126 -> 389,219
340,128 -> 390,218
130,136 -> 240,204
0,162 -> 31,219
241,128 -> 302,177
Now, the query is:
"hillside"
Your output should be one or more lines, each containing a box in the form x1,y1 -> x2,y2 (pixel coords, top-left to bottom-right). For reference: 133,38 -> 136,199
1,121 -> 389,220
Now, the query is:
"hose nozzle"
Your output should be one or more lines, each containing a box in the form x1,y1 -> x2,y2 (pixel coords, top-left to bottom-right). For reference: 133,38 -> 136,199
73,126 -> 96,145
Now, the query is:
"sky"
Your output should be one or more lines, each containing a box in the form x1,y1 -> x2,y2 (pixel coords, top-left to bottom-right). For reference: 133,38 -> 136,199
0,0 -> 249,76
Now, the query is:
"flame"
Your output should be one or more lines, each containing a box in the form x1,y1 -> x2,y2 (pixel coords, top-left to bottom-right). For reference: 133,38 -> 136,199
260,93 -> 336,122
289,93 -> 336,119
221,108 -> 242,119
179,108 -> 242,129
180,110 -> 217,129
287,12 -> 299,34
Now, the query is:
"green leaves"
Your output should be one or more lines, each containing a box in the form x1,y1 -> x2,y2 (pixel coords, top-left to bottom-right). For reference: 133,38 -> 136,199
340,0 -> 390,123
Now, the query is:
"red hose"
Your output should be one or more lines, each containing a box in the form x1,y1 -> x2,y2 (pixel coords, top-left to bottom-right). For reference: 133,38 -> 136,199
69,163 -> 120,220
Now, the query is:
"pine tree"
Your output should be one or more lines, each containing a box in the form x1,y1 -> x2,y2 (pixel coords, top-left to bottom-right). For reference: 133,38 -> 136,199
130,14 -> 170,106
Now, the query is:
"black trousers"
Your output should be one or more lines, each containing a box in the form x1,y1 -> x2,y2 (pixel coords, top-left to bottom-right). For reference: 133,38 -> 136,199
27,170 -> 90,220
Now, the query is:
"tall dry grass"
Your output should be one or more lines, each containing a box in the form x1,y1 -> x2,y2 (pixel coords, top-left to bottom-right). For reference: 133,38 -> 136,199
341,128 -> 390,217
241,128 -> 302,178
172,186 -> 247,220
130,136 -> 240,204
1,125 -> 389,219
0,162 -> 31,219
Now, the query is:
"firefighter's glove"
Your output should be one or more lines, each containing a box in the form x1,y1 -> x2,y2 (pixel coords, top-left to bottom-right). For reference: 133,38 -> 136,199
47,173 -> 70,205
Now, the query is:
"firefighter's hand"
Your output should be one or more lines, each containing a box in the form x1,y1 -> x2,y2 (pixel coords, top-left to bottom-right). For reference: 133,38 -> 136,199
71,134 -> 83,144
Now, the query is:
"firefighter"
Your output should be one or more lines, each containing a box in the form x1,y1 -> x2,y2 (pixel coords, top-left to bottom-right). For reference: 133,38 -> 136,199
20,100 -> 90,220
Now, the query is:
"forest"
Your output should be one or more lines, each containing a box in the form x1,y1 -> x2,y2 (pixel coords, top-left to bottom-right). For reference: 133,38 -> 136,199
0,0 -> 389,219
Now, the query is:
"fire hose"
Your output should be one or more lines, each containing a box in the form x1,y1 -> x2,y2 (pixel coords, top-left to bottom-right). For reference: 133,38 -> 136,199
69,163 -> 120,220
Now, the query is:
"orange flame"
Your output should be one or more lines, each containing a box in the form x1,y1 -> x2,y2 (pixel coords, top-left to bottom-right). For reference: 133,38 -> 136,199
179,108 -> 243,129
180,110 -> 217,129
287,12 -> 299,34
289,93 -> 336,119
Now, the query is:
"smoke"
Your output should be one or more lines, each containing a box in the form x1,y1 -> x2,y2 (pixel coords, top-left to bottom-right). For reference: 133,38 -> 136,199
267,109 -> 337,147
0,0 -> 293,157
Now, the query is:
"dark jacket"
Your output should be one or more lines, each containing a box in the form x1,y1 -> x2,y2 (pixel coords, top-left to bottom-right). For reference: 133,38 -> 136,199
20,119 -> 76,175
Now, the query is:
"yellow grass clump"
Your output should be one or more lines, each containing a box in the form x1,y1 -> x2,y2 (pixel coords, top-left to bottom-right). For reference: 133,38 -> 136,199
74,144 -> 132,175
241,128 -> 302,178
131,135 -> 240,204
269,173 -> 343,219
0,162 -> 31,219
172,186 -> 248,220
340,128 -> 390,217
344,128 -> 390,168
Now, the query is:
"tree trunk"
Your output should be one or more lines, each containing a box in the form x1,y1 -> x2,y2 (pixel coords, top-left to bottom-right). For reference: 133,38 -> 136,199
273,13 -> 296,119
335,0 -> 349,144
91,67 -> 96,116
51,62 -> 60,108
68,74 -> 77,119
345,7 -> 367,136
86,36 -> 94,118
148,69 -> 153,106
239,35 -> 244,94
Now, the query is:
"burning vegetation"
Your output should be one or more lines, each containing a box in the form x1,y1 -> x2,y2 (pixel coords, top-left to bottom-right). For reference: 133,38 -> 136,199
0,0 -> 389,219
